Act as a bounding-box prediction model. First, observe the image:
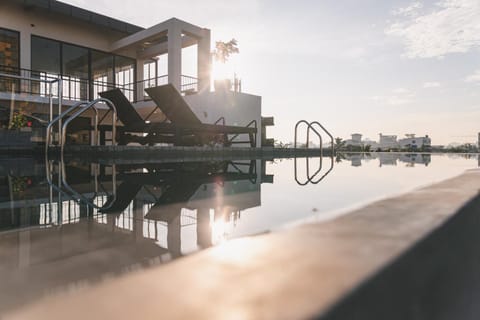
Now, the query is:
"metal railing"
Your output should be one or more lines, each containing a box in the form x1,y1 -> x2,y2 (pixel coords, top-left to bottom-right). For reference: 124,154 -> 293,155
228,119 -> 258,147
0,69 -> 62,124
293,120 -> 335,185
45,101 -> 99,152
60,98 -> 117,154
45,158 -> 117,212
0,65 -> 199,104
181,75 -> 198,92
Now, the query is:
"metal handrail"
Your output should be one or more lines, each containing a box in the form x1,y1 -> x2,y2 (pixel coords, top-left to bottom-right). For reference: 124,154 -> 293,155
294,156 -> 321,186
214,117 -> 226,126
228,119 -> 257,144
45,101 -> 97,152
310,121 -> 335,153
294,120 -> 322,150
45,157 -> 118,211
293,119 -> 335,185
59,160 -> 117,211
0,71 -> 62,128
61,98 -> 117,154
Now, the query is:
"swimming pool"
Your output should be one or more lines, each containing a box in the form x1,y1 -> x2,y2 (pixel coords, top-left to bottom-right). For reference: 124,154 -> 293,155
0,153 -> 478,312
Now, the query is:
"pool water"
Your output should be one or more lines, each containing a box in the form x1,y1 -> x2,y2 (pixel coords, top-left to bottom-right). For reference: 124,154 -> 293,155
0,153 -> 478,312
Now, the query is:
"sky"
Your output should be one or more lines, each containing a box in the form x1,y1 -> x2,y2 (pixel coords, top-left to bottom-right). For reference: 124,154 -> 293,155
63,0 -> 480,145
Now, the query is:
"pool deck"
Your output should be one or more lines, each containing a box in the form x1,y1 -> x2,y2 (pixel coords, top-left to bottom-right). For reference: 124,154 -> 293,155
5,169 -> 480,319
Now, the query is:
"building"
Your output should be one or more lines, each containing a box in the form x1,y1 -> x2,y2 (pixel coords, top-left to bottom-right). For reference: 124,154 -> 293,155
377,133 -> 398,150
398,134 -> 431,150
0,0 -> 272,147
344,133 -> 363,147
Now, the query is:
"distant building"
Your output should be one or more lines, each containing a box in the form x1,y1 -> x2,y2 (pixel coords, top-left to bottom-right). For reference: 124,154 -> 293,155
343,133 -> 431,151
398,134 -> 431,150
344,133 -> 363,147
378,134 -> 398,150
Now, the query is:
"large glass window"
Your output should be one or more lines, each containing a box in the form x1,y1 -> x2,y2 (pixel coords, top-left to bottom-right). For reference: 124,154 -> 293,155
91,50 -> 114,97
31,36 -> 60,74
62,44 -> 89,100
62,44 -> 88,79
28,36 -> 136,100
0,28 -> 19,92
0,28 -> 19,68
31,36 -> 61,97
115,56 -> 135,100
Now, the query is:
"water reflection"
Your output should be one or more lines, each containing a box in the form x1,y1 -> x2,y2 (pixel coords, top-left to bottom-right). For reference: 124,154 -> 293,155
1,153 -> 478,313
338,153 -> 432,167
294,154 -> 334,185
0,157 -> 273,312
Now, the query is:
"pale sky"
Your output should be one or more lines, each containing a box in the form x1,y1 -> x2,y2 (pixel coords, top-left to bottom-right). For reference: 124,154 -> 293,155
64,0 -> 480,145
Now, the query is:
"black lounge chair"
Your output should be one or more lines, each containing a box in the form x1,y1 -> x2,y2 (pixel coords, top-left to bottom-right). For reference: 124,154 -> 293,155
99,85 -> 257,146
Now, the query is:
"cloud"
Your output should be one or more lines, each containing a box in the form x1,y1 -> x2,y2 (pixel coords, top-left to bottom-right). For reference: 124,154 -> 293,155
371,88 -> 415,106
423,82 -> 441,88
392,87 -> 409,94
392,2 -> 423,17
465,69 -> 480,83
385,0 -> 480,59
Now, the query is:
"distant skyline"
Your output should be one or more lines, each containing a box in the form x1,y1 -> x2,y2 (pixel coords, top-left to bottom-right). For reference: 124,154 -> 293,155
64,0 -> 480,145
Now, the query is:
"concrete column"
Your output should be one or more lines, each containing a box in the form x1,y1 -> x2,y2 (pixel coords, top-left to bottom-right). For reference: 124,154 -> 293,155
167,23 -> 182,91
196,208 -> 212,248
136,59 -> 145,101
133,198 -> 144,242
19,31 -> 31,92
19,31 -> 31,70
197,29 -> 211,93
167,213 -> 182,258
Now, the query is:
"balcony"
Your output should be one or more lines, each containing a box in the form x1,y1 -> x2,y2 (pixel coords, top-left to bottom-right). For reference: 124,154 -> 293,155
0,65 -> 198,104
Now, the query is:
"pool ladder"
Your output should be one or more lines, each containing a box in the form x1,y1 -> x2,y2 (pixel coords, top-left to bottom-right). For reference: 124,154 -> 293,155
45,158 -> 118,217
294,120 -> 335,185
45,98 -> 118,154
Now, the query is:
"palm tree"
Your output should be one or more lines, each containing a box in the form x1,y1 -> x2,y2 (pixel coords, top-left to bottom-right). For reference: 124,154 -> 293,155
212,39 -> 239,63
334,137 -> 346,150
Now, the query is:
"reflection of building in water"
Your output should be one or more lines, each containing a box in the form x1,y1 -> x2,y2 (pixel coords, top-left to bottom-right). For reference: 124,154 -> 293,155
342,153 -> 431,167
0,159 -> 272,312
349,154 -> 363,167
378,153 -> 398,167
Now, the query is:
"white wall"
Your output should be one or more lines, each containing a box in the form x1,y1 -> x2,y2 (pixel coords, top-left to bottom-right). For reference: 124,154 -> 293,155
0,2 -> 136,70
185,90 -> 262,147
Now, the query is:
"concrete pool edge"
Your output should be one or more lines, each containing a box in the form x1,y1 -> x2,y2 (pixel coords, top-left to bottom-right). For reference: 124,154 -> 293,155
5,169 -> 480,319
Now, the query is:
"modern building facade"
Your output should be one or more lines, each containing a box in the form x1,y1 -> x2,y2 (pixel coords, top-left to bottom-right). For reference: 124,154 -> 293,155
0,0 -> 271,147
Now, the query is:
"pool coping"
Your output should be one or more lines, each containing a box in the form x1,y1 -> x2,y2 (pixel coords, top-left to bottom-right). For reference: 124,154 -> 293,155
5,168 -> 480,319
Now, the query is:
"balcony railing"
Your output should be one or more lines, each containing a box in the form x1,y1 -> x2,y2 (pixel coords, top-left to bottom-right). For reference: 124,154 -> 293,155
0,65 -> 198,103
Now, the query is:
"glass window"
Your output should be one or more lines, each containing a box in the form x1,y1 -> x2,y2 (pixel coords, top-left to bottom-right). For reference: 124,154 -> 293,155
31,36 -> 61,97
62,44 -> 88,79
62,44 -> 89,100
91,50 -> 114,97
0,28 -> 19,69
0,28 -> 19,92
115,55 -> 135,100
31,36 -> 60,74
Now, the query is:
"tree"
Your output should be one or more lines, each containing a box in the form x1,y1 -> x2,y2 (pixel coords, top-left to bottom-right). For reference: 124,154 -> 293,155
334,137 -> 346,150
274,140 -> 291,149
212,39 -> 239,63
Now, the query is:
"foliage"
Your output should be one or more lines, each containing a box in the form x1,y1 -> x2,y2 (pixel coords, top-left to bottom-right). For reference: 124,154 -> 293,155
274,140 -> 291,149
10,176 -> 31,194
334,137 -> 346,150
213,39 -> 239,63
9,110 -> 27,129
